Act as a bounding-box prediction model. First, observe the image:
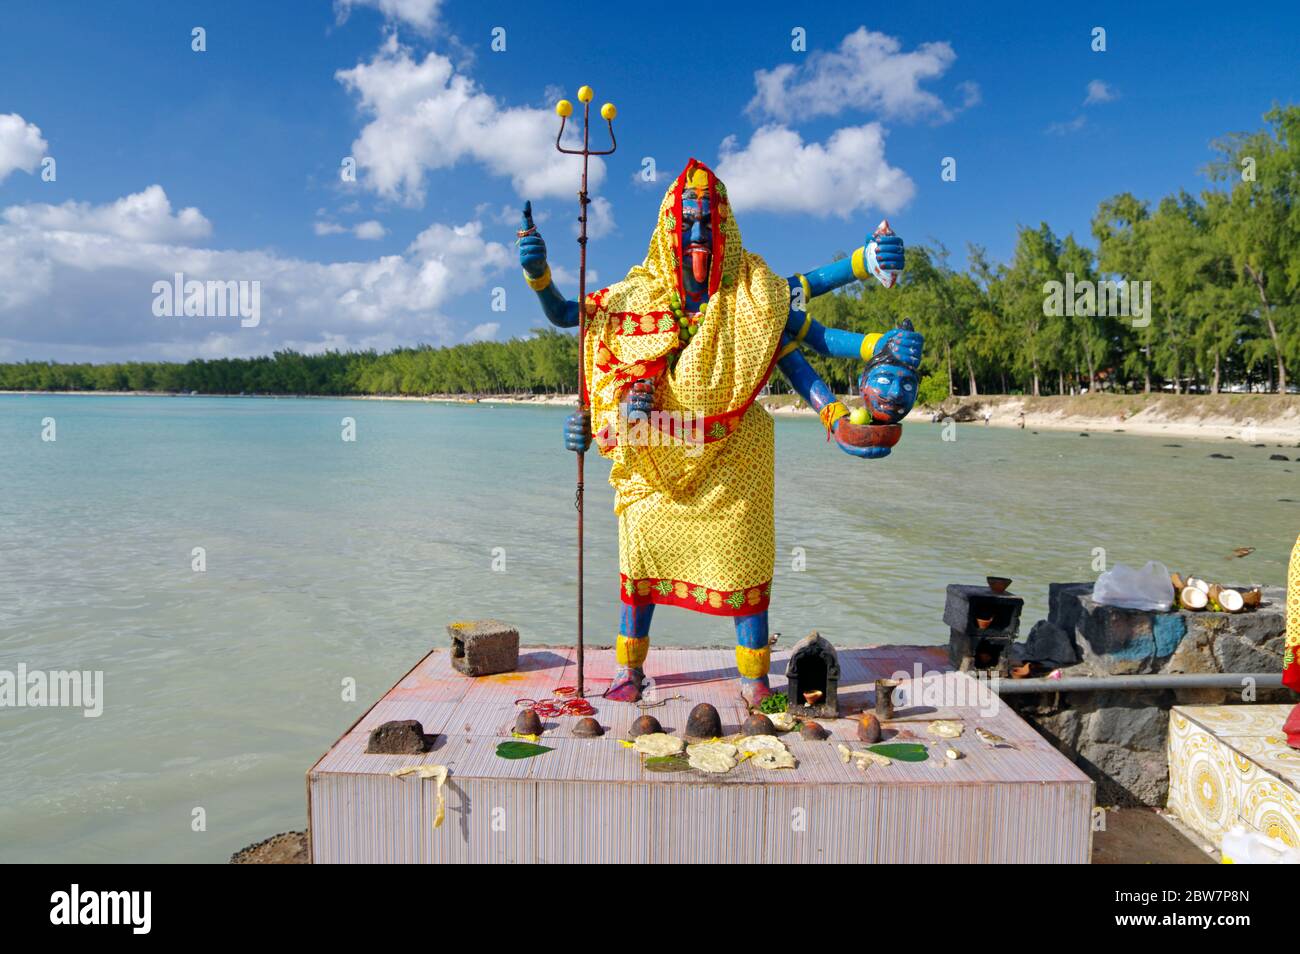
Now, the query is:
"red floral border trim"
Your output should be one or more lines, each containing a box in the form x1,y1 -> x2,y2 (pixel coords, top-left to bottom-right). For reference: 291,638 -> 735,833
620,573 -> 771,617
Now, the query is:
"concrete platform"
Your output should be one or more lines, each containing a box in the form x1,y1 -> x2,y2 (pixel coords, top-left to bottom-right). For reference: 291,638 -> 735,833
1167,704 -> 1300,850
308,646 -> 1095,863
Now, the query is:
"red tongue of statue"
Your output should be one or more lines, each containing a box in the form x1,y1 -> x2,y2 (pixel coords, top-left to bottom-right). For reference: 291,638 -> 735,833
690,246 -> 709,284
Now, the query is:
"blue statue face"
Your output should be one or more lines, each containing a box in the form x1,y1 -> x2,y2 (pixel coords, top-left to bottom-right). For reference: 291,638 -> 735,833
859,363 -> 918,424
680,189 -> 711,302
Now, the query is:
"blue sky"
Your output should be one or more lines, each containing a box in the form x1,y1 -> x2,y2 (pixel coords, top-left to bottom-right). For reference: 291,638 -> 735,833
0,0 -> 1296,362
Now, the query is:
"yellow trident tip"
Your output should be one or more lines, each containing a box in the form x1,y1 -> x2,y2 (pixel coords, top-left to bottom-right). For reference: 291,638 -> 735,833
577,85 -> 594,103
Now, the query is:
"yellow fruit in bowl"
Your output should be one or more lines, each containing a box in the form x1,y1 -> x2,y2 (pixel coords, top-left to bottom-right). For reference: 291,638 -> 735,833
849,407 -> 869,426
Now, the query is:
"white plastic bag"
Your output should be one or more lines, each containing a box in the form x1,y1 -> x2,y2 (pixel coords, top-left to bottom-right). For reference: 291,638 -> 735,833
1092,560 -> 1174,612
1222,825 -> 1300,864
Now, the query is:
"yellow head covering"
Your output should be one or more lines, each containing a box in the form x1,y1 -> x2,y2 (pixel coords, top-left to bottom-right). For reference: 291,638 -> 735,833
582,159 -> 789,460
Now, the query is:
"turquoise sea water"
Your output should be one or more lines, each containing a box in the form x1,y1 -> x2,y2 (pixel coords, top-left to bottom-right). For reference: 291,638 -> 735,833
1,393 -> 1296,862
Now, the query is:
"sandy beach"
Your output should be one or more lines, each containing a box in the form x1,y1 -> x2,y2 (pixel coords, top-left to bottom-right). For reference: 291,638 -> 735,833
8,389 -> 1299,443
477,391 -> 1300,444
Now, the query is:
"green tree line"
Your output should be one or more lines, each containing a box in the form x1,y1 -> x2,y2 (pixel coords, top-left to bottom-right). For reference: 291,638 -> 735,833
3,107 -> 1297,400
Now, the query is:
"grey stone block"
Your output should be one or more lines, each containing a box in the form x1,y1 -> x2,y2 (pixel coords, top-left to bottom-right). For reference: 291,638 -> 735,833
448,619 -> 519,676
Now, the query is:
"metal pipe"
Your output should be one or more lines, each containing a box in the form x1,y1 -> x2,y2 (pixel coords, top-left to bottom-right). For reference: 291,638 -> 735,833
993,672 -> 1285,694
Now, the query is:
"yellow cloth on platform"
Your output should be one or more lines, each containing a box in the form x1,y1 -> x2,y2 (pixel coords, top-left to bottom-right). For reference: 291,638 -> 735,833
582,160 -> 788,616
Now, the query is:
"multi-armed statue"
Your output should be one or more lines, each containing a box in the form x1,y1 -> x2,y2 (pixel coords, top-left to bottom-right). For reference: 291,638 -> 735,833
520,88 -> 923,706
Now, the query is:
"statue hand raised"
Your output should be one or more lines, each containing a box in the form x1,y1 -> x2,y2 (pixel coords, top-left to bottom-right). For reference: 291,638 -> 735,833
865,220 -> 905,288
518,201 -> 548,280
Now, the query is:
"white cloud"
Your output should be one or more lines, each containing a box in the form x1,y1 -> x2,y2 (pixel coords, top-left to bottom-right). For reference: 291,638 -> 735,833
0,113 -> 47,182
334,0 -> 441,32
464,321 -> 499,343
581,196 -> 616,240
1047,115 -> 1087,136
714,124 -> 914,219
0,186 -> 511,360
550,264 -> 597,290
3,185 -> 211,242
747,27 -> 965,123
1084,80 -> 1117,105
314,218 -> 389,240
336,34 -> 605,206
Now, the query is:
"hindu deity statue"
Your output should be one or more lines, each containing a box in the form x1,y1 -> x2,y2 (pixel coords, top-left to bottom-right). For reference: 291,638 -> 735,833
518,159 -> 922,705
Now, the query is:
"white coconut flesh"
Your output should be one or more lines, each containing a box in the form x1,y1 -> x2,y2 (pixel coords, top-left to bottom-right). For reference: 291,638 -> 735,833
686,741 -> 738,773
633,733 -> 685,757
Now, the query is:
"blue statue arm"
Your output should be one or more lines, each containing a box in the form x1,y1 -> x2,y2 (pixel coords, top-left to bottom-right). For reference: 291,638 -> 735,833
783,230 -> 921,368
517,202 -> 580,330
774,337 -> 890,459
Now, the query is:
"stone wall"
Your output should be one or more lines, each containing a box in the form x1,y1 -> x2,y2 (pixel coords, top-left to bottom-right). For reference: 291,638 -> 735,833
1006,582 -> 1291,806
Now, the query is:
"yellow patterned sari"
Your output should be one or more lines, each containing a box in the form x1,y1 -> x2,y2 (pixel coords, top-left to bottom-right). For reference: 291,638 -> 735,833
582,160 -> 788,616
1286,533 -> 1299,691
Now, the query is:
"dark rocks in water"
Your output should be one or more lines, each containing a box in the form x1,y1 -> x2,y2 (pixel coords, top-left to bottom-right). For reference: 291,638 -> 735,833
741,713 -> 776,736
1208,453 -> 1233,459
514,709 -> 543,736
629,714 -> 662,738
800,721 -> 830,741
1163,443 -> 1182,447
1079,432 -> 1090,437
572,717 -> 603,737
1254,443 -> 1268,448
1270,454 -> 1290,461
366,719 -> 433,755
1225,435 -> 1235,440
230,830 -> 308,864
448,619 -> 519,677
857,713 -> 882,743
684,702 -> 723,739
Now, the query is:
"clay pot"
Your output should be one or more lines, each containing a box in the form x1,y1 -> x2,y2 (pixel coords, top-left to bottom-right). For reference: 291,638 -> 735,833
987,576 -> 1012,593
975,617 -> 994,630
514,709 -> 543,736
857,713 -> 882,743
572,717 -> 603,737
741,713 -> 776,736
684,703 -> 723,739
629,714 -> 663,738
800,721 -> 829,741
833,421 -> 902,449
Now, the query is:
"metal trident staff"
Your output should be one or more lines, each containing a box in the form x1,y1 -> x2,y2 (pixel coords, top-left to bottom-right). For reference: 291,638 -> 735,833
554,86 -> 617,698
